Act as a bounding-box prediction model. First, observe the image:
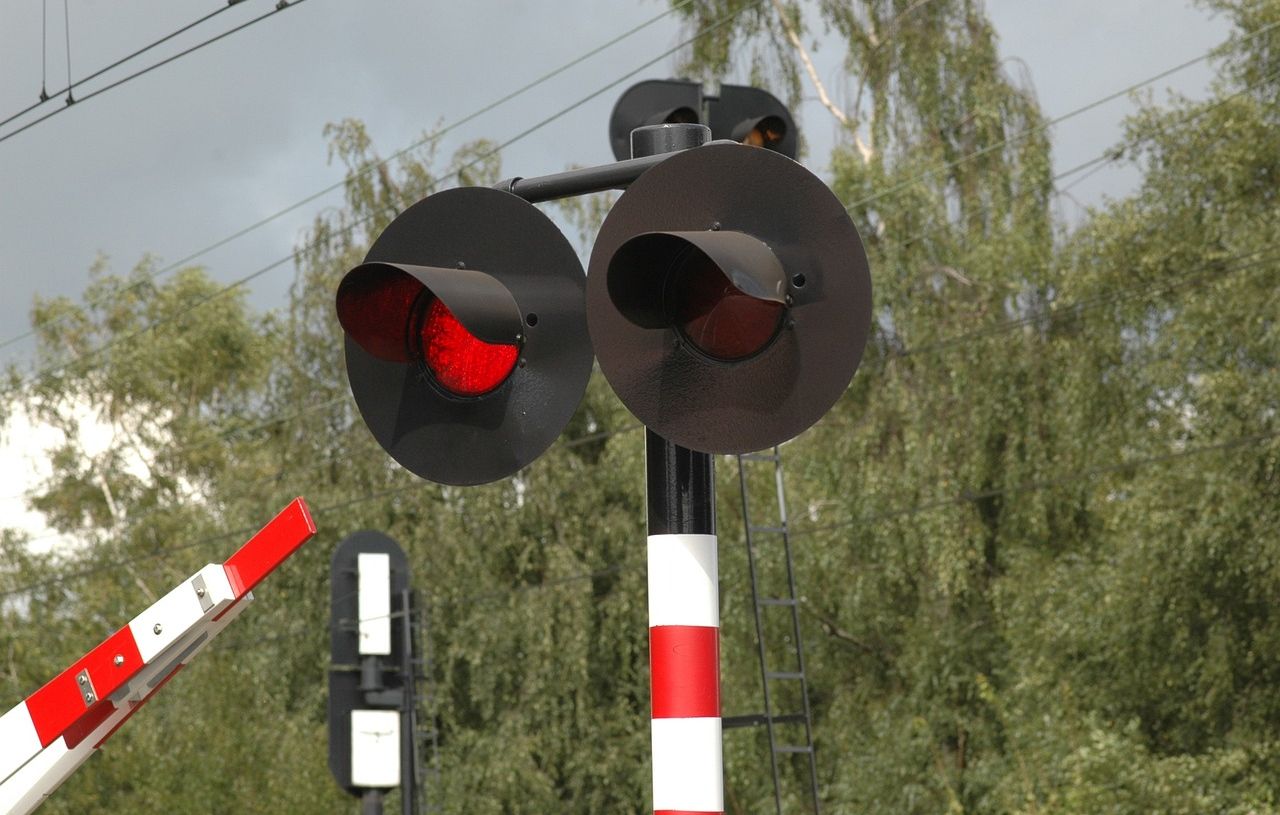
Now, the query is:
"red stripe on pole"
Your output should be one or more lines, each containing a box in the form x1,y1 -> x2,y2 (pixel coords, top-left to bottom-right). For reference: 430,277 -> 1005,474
223,497 -> 316,597
25,626 -> 143,747
650,625 -> 719,719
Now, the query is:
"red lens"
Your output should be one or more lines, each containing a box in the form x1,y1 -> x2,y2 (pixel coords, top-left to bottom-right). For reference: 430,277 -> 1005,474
419,298 -> 519,397
336,267 -> 423,362
669,251 -> 784,361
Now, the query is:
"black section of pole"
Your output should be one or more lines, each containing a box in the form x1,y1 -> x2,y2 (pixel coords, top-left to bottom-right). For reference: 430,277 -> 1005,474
631,123 -> 716,540
361,790 -> 383,815
494,138 -> 734,204
646,429 -> 715,535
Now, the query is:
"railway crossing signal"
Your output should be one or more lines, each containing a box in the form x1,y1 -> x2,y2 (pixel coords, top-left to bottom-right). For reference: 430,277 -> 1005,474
586,141 -> 870,454
335,143 -> 869,481
334,85 -> 870,479
608,79 -> 798,161
336,186 -> 593,486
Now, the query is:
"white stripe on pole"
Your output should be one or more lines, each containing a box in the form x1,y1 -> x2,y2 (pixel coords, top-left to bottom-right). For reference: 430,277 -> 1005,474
647,534 -> 718,627
651,717 -> 724,812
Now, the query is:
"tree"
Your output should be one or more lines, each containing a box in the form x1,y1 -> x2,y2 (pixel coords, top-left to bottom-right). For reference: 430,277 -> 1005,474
2,1 -> 1277,811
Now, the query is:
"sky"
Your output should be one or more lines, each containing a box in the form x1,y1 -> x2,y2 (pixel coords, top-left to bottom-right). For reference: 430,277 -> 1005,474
0,0 -> 1235,542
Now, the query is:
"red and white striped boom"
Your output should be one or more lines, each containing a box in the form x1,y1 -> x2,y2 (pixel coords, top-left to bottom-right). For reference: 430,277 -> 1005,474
0,498 -> 316,815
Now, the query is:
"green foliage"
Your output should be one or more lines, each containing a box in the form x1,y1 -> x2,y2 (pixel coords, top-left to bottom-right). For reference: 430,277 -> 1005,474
2,1 -> 1278,812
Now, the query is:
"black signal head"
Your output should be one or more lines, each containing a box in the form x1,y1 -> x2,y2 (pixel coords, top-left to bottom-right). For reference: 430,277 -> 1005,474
609,79 -> 704,161
337,187 -> 592,486
586,143 -> 871,454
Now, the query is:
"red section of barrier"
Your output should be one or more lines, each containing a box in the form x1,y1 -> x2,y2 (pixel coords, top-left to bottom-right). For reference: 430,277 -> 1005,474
222,497 -> 316,597
25,626 -> 143,747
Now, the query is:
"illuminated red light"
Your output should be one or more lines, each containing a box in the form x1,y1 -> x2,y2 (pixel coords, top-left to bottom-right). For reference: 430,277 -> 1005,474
669,252 -> 784,361
419,298 -> 519,397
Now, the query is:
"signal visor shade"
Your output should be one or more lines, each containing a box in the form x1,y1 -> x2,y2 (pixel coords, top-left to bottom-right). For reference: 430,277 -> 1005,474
336,262 -> 523,397
608,230 -> 787,362
334,265 -> 422,363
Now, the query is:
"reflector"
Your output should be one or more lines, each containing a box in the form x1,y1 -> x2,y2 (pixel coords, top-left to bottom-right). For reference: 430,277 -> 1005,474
419,298 -> 518,396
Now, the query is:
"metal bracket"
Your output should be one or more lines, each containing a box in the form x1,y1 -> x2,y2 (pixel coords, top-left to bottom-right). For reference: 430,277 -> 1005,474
74,669 -> 97,707
192,575 -> 213,612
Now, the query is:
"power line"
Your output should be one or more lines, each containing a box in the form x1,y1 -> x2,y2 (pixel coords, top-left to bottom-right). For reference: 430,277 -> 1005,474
791,429 -> 1280,539
2,2 -> 240,130
6,218 -> 1271,516
4,390 -> 1274,605
844,18 -> 1280,214
0,1 -> 310,147
8,0 -> 761,393
0,0 -> 698,358
878,61 -> 1280,258
877,243 -> 1280,363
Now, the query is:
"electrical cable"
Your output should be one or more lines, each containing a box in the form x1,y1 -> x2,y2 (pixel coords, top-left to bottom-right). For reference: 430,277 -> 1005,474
0,0 -> 700,357
4,406 -> 1274,604
878,62 -> 1280,257
790,429 -> 1280,539
1,2 -> 242,130
0,1 -> 1245,370
842,18 -> 1280,214
0,0 -> 310,147
40,0 -> 49,102
8,0 -> 762,393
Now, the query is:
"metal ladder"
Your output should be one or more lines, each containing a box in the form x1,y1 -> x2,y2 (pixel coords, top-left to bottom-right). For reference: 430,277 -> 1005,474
723,446 -> 821,814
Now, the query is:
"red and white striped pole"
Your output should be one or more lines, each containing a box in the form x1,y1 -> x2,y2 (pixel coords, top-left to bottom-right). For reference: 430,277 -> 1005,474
648,523 -> 721,814
630,121 -> 722,815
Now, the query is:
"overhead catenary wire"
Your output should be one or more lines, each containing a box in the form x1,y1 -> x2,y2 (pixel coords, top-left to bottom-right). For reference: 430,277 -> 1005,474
4,6 -> 1275,595
0,0 -> 700,358
0,8 -> 1253,372
0,1 -> 309,147
3,10 -> 1254,378
879,61 -> 1280,258
843,17 -> 1280,214
1,1 -> 242,130
7,0 -> 761,393
5,220 -> 1272,526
